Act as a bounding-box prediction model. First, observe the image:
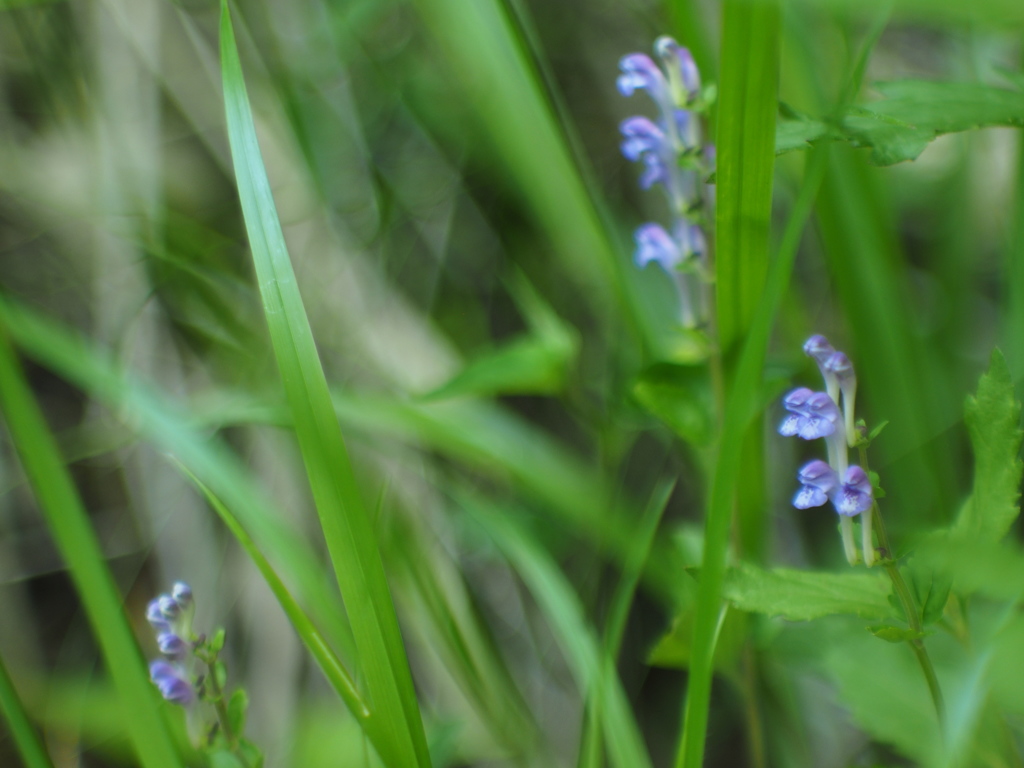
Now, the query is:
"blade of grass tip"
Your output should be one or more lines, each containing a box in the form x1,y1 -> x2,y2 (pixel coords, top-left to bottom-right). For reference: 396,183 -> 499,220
674,144 -> 828,768
219,5 -> 430,767
0,330 -> 183,768
458,491 -> 654,768
580,479 -> 674,768
0,652 -> 55,768
167,462 -> 403,765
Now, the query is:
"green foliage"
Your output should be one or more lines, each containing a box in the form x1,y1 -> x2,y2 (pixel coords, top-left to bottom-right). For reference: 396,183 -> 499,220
955,350 -> 1024,541
632,364 -> 713,447
723,563 -> 894,621
778,80 -> 1024,165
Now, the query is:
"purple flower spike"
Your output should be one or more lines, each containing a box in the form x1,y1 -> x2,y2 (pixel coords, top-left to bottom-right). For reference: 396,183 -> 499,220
634,223 -> 681,271
150,661 -> 194,706
779,388 -> 840,440
833,466 -> 873,517
157,632 -> 189,660
617,53 -> 670,104
793,460 -> 838,509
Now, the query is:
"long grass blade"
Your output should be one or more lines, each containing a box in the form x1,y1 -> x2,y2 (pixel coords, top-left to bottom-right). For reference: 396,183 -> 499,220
219,4 -> 430,766
0,653 -> 55,768
0,330 -> 183,768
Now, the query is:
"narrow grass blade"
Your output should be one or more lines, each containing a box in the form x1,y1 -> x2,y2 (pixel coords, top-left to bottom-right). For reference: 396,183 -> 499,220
167,461 -> 399,757
0,330 -> 182,768
219,5 -> 429,766
0,653 -> 54,768
460,493 -> 654,768
580,479 -> 673,768
675,145 -> 828,768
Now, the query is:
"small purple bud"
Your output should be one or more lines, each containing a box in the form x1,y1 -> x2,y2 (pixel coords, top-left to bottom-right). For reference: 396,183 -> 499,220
833,466 -> 873,517
149,661 -> 194,706
157,595 -> 180,620
792,460 -> 838,509
157,632 -> 189,660
803,335 -> 835,364
824,352 -> 854,381
779,388 -> 840,440
617,53 -> 670,104
171,582 -> 193,608
146,599 -> 170,632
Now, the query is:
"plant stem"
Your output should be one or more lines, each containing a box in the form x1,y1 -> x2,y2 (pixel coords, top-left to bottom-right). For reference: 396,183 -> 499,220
204,659 -> 251,768
871,504 -> 945,725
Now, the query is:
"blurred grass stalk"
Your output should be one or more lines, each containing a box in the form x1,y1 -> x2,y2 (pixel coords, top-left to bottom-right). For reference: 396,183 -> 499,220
676,0 -> 780,764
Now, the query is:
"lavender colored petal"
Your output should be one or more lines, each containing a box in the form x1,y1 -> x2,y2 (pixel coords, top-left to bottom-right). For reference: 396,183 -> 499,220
824,352 -> 854,382
617,53 -> 669,103
803,335 -> 835,363
833,465 -> 873,516
793,485 -> 829,509
634,223 -> 681,271
171,582 -> 193,607
146,599 -> 170,631
157,632 -> 189,659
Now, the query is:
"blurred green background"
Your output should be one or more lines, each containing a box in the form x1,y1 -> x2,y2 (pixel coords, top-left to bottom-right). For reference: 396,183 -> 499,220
1,0 -> 1023,766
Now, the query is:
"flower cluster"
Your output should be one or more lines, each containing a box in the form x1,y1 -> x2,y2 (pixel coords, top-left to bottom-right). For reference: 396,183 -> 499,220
147,581 -> 196,705
779,335 -> 876,566
145,582 -> 258,764
618,37 -> 713,328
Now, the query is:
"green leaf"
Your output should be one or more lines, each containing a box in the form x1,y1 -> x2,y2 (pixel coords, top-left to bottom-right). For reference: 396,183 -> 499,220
723,563 -> 894,621
955,349 -> 1024,541
219,5 -> 429,767
647,606 -> 746,674
631,363 -> 714,446
210,629 -> 226,654
227,689 -> 248,737
867,625 -> 923,643
777,80 -> 1024,165
904,558 -> 952,627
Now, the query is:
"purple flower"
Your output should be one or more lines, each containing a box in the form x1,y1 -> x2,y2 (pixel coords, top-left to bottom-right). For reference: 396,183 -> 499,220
803,334 -> 835,363
617,53 -> 670,106
146,599 -> 170,632
779,388 -> 840,440
634,223 -> 680,271
150,661 -> 194,706
620,116 -> 673,189
833,466 -> 873,517
793,460 -> 838,509
655,36 -> 701,101
171,582 -> 193,607
634,221 -> 705,272
157,632 -> 189,660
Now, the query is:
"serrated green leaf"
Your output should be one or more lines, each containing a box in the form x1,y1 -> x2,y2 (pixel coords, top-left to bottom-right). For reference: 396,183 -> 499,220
904,558 -> 952,627
723,563 -> 894,621
955,350 -> 1024,541
777,80 -> 1024,165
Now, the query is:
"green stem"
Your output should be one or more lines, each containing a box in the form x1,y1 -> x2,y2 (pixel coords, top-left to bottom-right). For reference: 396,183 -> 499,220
203,657 -> 250,768
872,504 -> 945,725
